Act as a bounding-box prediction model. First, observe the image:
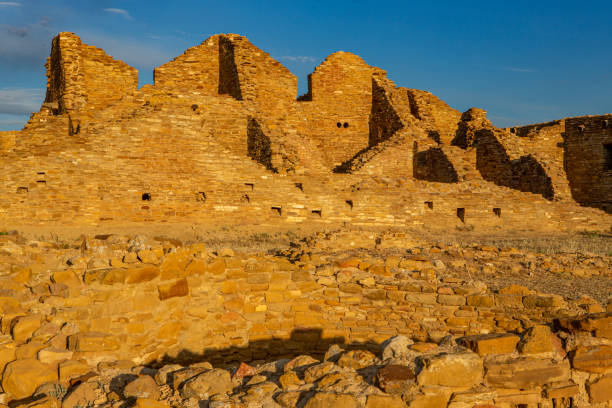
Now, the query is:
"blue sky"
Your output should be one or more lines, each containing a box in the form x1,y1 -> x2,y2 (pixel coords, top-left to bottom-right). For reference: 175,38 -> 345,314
0,0 -> 610,130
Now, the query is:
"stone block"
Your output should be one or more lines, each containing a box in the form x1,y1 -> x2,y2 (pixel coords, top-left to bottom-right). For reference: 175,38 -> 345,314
417,352 -> 483,387
157,278 -> 189,300
458,333 -> 519,356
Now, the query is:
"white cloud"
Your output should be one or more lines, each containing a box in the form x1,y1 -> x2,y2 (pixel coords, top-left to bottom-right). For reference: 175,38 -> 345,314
103,8 -> 133,20
0,88 -> 44,115
280,56 -> 317,63
0,2 -> 22,6
503,67 -> 538,73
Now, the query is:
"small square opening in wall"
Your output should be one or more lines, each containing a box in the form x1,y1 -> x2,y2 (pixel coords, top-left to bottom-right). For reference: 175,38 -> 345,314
271,206 -> 282,216
456,208 -> 465,222
242,194 -> 250,203
17,187 -> 28,194
345,199 -> 353,209
142,193 -> 152,201
336,122 -> 342,128
196,192 -> 207,202
295,182 -> 303,191
37,172 -> 45,175
36,180 -> 46,184
424,201 -> 434,210
245,183 -> 254,190
311,209 -> 322,217
493,208 -> 501,217
604,143 -> 612,171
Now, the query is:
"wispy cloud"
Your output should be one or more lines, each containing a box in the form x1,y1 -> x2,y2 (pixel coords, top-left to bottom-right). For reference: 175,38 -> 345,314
103,8 -> 133,20
503,67 -> 538,73
0,2 -> 22,6
0,21 -> 53,67
280,56 -> 317,63
0,88 -> 44,115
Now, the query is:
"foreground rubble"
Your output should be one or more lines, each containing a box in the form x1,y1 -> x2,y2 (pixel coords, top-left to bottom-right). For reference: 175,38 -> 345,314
0,230 -> 610,407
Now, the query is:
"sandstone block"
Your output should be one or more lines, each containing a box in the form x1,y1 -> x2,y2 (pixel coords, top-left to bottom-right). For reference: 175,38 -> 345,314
124,375 -> 161,400
417,352 -> 483,387
458,333 -> 519,356
518,325 -> 553,354
58,360 -> 92,382
125,266 -> 160,284
61,382 -> 97,408
11,315 -> 42,342
37,347 -> 73,365
381,335 -> 414,360
485,357 -> 569,388
571,345 -> 612,373
180,368 -> 232,399
68,332 -> 120,352
303,393 -> 360,408
157,278 -> 189,300
365,395 -> 406,408
587,375 -> 612,403
376,364 -> 415,394
135,399 -> 170,408
437,294 -> 465,306
337,350 -> 376,369
1,359 -> 57,399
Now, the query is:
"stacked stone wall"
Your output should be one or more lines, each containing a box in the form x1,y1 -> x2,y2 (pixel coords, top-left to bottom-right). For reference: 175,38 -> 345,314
565,115 -> 612,213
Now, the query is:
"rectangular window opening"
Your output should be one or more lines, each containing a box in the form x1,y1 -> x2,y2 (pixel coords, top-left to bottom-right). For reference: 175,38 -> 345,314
345,199 -> 353,209
493,208 -> 501,217
36,180 -> 46,184
196,192 -> 207,202
311,209 -> 322,217
604,143 -> 612,171
245,183 -> 254,190
295,182 -> 303,191
242,194 -> 250,203
271,206 -> 282,216
456,208 -> 465,223
425,201 -> 434,210
17,187 -> 28,193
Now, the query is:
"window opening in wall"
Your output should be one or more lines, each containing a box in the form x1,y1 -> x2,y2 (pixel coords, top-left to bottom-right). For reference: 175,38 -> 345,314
245,183 -> 254,190
604,143 -> 612,171
311,209 -> 322,217
17,187 -> 28,193
271,206 -> 282,216
578,125 -> 585,132
345,199 -> 353,209
336,122 -> 342,128
456,208 -> 465,222
196,192 -> 207,202
424,201 -> 434,210
603,119 -> 610,129
37,172 -> 45,175
37,180 -> 46,184
295,182 -> 303,191
242,194 -> 250,203
343,122 -> 349,128
142,193 -> 152,201
493,208 -> 501,217
191,104 -> 198,111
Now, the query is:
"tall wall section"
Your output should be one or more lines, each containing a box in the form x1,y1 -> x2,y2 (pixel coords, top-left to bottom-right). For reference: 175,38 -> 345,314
153,35 -> 221,96
565,114 -> 612,213
297,52 -> 385,167
42,32 -> 138,114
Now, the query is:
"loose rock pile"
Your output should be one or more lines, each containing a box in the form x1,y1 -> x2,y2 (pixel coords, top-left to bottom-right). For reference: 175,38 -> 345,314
0,231 -> 610,407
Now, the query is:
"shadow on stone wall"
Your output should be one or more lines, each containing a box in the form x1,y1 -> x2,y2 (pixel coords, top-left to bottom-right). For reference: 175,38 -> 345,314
247,117 -> 274,171
218,36 -> 243,100
413,147 -> 459,183
476,130 -> 554,200
154,328 -> 379,368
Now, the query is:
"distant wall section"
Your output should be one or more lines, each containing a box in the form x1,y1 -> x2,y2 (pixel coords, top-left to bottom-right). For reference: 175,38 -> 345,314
565,115 -> 612,213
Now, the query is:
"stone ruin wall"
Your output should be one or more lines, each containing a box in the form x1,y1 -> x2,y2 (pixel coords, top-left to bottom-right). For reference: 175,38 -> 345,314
565,114 -> 612,213
296,53 -> 384,167
0,233 -> 610,405
0,32 -> 610,230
